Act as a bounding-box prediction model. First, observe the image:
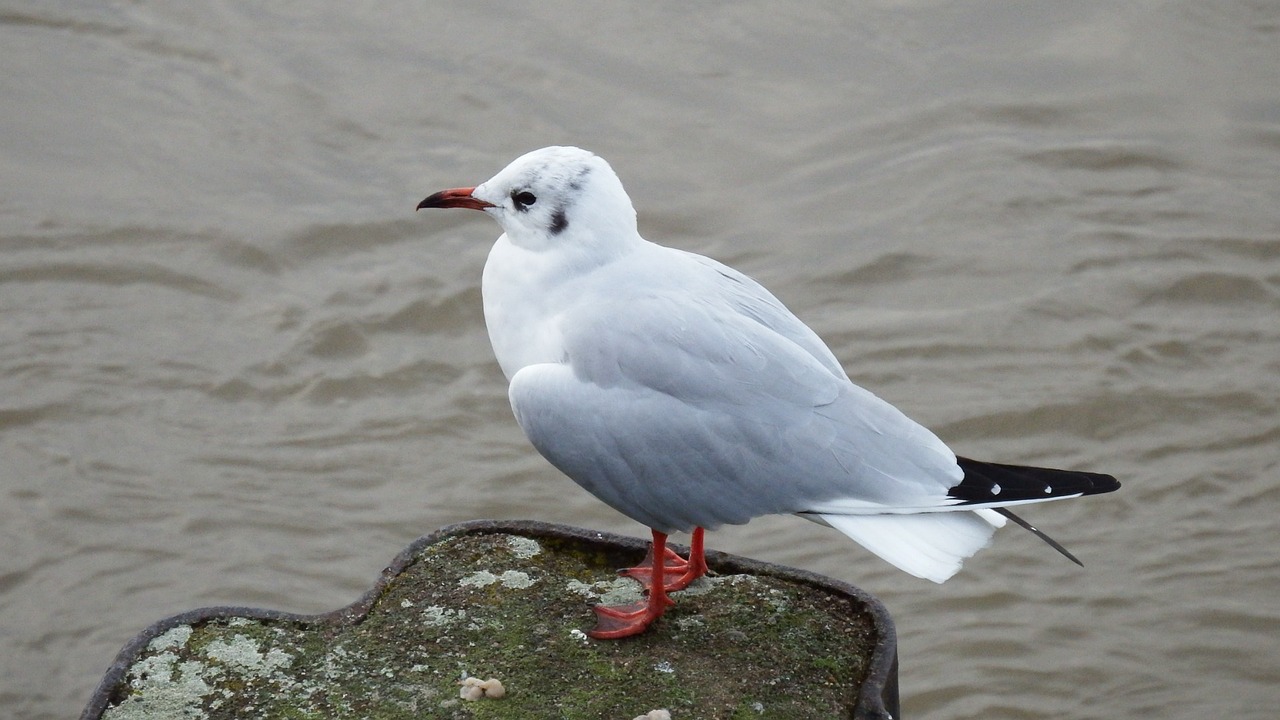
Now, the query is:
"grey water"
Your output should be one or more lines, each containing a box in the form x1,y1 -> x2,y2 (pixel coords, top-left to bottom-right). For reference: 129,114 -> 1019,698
2,3 -> 1278,718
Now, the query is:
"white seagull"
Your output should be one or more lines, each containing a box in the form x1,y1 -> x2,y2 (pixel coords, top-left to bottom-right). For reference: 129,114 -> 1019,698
418,146 -> 1119,638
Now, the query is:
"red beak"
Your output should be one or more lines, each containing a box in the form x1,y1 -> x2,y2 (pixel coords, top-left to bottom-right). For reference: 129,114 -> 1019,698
416,187 -> 494,211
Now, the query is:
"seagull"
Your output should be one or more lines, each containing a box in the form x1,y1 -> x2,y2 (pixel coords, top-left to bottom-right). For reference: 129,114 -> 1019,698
417,146 -> 1119,639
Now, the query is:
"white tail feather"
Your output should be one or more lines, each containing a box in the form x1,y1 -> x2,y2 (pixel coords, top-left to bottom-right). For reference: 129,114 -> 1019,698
814,510 -> 1002,583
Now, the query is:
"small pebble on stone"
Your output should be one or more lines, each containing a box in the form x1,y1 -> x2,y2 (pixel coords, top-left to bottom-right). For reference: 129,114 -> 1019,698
459,676 -> 506,701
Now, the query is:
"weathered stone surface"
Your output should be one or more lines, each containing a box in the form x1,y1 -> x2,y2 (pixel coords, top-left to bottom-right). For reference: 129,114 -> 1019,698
84,520 -> 898,720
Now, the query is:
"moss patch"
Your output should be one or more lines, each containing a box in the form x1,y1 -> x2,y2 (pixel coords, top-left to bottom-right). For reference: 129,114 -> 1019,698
101,532 -> 878,719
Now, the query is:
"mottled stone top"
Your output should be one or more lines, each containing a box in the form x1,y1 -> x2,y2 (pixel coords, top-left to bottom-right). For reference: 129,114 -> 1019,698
83,520 -> 897,720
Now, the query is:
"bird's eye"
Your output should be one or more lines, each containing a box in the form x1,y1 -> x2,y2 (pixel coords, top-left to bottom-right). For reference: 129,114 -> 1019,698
512,191 -> 537,210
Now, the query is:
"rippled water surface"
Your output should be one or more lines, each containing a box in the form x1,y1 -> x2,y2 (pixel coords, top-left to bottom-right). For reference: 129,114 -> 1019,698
3,3 -> 1278,718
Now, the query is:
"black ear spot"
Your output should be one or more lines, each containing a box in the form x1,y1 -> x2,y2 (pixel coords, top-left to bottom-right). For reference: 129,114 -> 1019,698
549,208 -> 569,235
567,166 -> 592,192
512,190 -> 537,211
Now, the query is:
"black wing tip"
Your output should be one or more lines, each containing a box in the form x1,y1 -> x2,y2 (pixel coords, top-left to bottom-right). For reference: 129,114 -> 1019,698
949,459 -> 1119,567
950,457 -> 1121,505
1063,470 -> 1121,497
1094,475 -> 1122,495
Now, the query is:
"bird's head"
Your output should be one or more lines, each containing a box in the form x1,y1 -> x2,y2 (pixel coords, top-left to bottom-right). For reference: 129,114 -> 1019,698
418,146 -> 639,253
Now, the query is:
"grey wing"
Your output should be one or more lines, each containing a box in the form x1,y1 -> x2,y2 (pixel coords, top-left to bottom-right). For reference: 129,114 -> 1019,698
680,251 -> 849,380
507,293 -> 962,533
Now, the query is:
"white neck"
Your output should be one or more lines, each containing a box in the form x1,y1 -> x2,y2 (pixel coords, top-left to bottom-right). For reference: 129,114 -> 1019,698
481,228 -> 643,379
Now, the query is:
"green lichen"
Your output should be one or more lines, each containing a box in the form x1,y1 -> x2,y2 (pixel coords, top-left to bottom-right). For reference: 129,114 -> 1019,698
100,532 -> 878,719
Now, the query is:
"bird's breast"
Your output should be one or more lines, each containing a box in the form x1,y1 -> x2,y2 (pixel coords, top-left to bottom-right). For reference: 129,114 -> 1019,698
481,238 -> 571,379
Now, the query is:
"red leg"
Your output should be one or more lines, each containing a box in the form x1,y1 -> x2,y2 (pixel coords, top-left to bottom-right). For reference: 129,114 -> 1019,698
619,526 -> 709,592
681,526 -> 709,587
588,529 -> 676,639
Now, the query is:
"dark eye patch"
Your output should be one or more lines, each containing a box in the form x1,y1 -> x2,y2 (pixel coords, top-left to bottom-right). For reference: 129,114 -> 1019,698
512,190 -> 537,211
549,208 -> 568,235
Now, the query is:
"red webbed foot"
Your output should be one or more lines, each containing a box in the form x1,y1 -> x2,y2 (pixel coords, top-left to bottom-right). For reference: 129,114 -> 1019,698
587,528 -> 709,639
587,593 -> 675,639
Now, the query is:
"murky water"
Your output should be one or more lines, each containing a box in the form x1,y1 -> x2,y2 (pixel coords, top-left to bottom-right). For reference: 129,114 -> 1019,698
3,3 -> 1278,718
